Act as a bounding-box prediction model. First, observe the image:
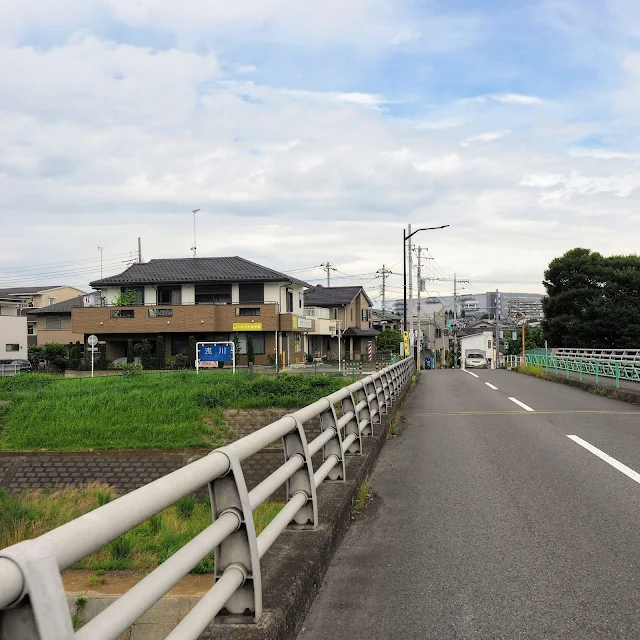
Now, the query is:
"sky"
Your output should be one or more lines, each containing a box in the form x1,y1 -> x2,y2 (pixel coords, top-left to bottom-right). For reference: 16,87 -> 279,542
2,0 -> 640,305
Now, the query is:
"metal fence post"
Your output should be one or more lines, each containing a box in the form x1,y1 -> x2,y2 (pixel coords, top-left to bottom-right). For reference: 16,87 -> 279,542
282,415 -> 318,526
0,539 -> 75,639
354,381 -> 373,437
579,359 -> 583,381
319,402 -> 347,479
340,392 -> 362,456
615,361 -> 620,389
209,453 -> 261,623
595,361 -> 599,385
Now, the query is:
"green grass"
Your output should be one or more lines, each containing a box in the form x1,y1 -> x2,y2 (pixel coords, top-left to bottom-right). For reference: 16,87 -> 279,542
0,483 -> 282,573
0,371 -> 349,451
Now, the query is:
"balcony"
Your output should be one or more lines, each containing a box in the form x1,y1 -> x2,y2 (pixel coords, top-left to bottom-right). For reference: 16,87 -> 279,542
303,307 -> 330,320
72,303 -> 281,335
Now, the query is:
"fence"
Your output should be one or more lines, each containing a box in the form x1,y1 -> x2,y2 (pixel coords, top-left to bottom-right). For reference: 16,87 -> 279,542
505,353 -> 640,388
0,364 -> 19,377
0,357 -> 415,640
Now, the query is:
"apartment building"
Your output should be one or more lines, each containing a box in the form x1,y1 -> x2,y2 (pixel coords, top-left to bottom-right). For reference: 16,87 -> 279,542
0,286 -> 87,345
71,257 -> 313,366
304,285 -> 378,360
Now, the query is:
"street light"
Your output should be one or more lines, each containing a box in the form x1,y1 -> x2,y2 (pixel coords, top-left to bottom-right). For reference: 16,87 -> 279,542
403,225 -> 449,332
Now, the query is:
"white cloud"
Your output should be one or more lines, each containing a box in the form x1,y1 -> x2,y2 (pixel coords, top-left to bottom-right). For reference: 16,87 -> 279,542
570,149 -> 640,160
461,131 -> 509,147
390,29 -> 421,45
235,64 -> 257,74
492,94 -> 544,105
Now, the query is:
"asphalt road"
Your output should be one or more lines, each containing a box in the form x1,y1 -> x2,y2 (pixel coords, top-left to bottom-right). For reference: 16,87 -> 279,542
297,369 -> 640,639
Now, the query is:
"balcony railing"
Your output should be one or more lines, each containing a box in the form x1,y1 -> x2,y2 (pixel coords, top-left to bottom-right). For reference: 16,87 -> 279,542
303,307 -> 330,319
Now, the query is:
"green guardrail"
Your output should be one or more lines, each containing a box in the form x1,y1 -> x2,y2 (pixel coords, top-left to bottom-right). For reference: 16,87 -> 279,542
506,354 -> 640,389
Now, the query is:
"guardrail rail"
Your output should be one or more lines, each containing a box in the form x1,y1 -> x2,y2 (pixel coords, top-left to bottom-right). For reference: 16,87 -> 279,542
506,353 -> 640,388
0,357 -> 415,640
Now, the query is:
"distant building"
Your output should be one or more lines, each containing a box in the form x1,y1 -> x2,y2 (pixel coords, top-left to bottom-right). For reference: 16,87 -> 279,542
0,286 -> 87,346
506,296 -> 544,322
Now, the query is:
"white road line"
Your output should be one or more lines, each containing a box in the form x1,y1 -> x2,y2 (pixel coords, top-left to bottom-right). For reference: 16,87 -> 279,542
463,369 -> 479,378
567,435 -> 640,486
485,382 -> 498,390
508,397 -> 535,412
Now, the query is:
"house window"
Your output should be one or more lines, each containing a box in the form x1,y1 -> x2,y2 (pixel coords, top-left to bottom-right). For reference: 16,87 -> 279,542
195,284 -> 231,304
171,338 -> 189,356
46,316 -> 61,330
237,308 -> 261,316
239,283 -> 264,304
6,344 -> 19,352
286,290 -> 294,313
294,333 -> 302,353
110,309 -> 135,318
488,340 -> 492,349
235,332 -> 265,355
333,308 -> 338,320
157,286 -> 181,305
361,309 -> 369,322
48,298 -> 55,306
350,308 -> 353,321
120,287 -> 144,305
27,324 -> 35,335
299,294 -> 302,309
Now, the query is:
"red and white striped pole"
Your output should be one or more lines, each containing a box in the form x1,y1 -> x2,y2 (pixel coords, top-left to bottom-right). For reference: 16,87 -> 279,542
367,341 -> 373,362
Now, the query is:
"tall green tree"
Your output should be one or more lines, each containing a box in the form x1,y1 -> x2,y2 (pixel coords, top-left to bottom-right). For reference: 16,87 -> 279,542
542,248 -> 640,347
376,329 -> 403,353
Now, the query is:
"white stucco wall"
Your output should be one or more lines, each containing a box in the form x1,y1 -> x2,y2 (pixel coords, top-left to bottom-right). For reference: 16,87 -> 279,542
0,316 -> 28,359
460,331 -> 495,367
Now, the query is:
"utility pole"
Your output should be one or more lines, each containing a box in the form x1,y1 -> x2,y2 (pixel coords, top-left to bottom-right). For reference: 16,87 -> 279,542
376,265 -> 393,319
191,209 -> 200,258
97,246 -> 104,278
408,224 -> 414,360
494,289 -> 501,370
320,262 -> 336,287
416,247 -> 422,370
452,273 -> 457,369
137,237 -> 142,264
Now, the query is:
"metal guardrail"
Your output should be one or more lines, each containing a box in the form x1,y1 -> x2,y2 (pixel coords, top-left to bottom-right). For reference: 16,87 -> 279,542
553,348 -> 640,362
0,364 -> 20,377
505,354 -> 640,388
0,357 -> 415,640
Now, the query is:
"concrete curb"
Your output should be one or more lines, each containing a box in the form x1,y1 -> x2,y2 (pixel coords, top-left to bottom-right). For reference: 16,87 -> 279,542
513,367 -> 640,405
200,380 -> 414,640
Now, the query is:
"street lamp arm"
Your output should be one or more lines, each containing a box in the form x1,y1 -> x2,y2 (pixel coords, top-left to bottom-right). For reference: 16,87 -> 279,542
404,224 -> 449,241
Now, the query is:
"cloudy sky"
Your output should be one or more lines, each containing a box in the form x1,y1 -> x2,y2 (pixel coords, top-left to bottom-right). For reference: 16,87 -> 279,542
2,0 -> 640,303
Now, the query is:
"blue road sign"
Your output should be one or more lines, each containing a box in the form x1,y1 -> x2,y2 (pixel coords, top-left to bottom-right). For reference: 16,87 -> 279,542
199,344 -> 232,362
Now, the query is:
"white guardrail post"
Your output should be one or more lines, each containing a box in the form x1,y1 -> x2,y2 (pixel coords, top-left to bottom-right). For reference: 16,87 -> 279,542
0,358 -> 414,640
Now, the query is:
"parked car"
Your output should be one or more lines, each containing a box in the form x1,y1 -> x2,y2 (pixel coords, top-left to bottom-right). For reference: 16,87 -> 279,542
464,352 -> 488,369
0,359 -> 32,373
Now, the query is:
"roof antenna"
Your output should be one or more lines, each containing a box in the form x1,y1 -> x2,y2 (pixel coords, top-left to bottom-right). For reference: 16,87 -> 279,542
191,209 -> 200,258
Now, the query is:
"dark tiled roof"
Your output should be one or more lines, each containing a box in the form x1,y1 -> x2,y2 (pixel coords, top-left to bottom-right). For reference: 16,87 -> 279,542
0,286 -> 62,297
304,285 -> 372,307
27,295 -> 86,315
90,257 -> 309,287
342,327 -> 380,337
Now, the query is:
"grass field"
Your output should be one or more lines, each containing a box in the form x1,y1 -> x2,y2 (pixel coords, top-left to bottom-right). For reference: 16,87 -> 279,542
0,371 -> 350,451
0,483 -> 282,573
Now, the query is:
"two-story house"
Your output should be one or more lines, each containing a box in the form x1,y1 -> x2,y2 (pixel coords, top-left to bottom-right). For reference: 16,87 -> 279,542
0,286 -> 87,346
71,257 -> 313,366
304,285 -> 378,361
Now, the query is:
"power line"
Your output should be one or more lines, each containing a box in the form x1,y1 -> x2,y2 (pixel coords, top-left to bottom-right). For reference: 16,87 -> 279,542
319,262 -> 337,286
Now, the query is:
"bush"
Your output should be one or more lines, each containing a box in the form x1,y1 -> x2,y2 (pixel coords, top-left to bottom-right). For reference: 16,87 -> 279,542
134,339 -> 153,369
156,336 -> 165,370
43,343 -> 68,372
188,336 -> 196,369
176,494 -> 196,520
174,354 -> 188,370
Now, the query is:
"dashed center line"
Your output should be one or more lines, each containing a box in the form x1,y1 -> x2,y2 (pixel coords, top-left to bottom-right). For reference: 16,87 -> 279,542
485,382 -> 498,390
508,397 -> 535,412
463,369 -> 479,378
568,435 -> 640,486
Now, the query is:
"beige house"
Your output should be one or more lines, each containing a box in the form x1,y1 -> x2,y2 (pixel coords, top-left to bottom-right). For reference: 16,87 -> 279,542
27,295 -> 88,346
0,286 -> 87,345
304,285 -> 379,360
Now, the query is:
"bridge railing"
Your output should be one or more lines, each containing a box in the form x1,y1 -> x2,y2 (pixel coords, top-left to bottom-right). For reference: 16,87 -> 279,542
0,357 -> 415,640
505,353 -> 640,387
